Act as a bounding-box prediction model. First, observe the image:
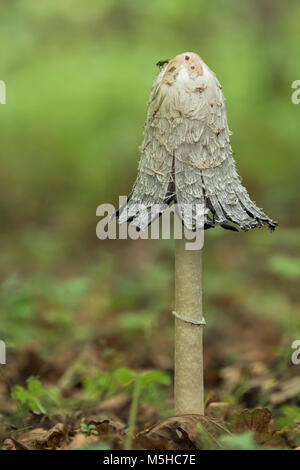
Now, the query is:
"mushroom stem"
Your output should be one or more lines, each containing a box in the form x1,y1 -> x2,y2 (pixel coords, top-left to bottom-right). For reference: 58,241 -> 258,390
174,235 -> 204,415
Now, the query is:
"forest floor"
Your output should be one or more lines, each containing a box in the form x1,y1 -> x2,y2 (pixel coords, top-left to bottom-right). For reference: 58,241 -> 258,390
0,228 -> 300,450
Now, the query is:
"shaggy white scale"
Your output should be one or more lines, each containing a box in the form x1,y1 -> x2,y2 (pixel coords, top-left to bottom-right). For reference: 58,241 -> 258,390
118,52 -> 277,233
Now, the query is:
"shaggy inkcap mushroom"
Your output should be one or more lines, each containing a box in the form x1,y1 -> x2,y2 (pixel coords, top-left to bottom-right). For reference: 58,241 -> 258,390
118,52 -> 278,232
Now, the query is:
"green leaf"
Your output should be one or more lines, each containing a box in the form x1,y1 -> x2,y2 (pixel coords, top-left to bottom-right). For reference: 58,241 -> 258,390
27,377 -> 44,395
118,312 -> 154,333
267,255 -> 300,279
114,367 -> 135,385
220,431 -> 260,450
140,370 -> 171,386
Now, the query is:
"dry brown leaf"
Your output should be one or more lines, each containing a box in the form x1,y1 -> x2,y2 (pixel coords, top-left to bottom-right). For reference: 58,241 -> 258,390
26,411 -> 60,430
134,414 -> 229,450
65,433 -> 100,450
64,417 -> 125,450
18,427 -> 47,449
206,402 -> 232,421
205,390 -> 219,408
270,377 -> 300,406
34,423 -> 69,449
1,438 -> 17,450
96,393 -> 160,429
228,408 -> 288,448
87,418 -> 125,437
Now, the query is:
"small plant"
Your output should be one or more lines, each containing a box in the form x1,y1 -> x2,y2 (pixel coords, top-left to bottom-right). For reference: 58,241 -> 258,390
220,431 -> 261,450
11,377 -> 47,414
81,367 -> 170,449
82,367 -> 170,408
275,405 -> 300,429
82,371 -> 118,399
115,368 -> 171,450
11,376 -> 61,417
80,423 -> 99,437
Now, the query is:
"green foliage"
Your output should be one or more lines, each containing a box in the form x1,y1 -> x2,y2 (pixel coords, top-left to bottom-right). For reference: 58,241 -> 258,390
220,431 -> 261,450
114,367 -> 135,386
267,255 -> 300,279
11,377 -> 60,415
82,367 -> 171,404
114,367 -> 171,392
113,264 -> 171,312
11,377 -> 46,414
81,366 -> 171,450
0,274 -> 90,347
275,405 -> 300,429
79,443 -> 111,450
139,370 -> 171,387
117,311 -> 155,336
82,371 -> 118,399
0,275 -> 36,344
80,423 -> 99,436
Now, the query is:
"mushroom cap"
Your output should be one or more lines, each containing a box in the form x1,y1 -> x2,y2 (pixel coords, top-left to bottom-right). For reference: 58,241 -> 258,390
117,52 -> 278,233
162,52 -> 204,85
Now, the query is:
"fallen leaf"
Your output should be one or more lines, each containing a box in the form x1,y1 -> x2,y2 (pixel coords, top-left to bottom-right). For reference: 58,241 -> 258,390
134,415 -> 229,450
270,377 -> 300,406
65,433 -> 100,450
206,402 -> 232,421
87,417 -> 125,438
1,438 -> 17,450
96,393 -> 160,429
228,408 -> 288,448
34,423 -> 68,449
8,437 -> 31,450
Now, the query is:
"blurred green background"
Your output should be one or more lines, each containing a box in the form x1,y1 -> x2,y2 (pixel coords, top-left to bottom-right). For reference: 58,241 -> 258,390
0,0 -> 300,432
1,0 -> 299,248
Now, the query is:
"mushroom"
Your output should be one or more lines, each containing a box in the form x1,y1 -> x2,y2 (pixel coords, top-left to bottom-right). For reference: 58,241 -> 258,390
117,52 -> 277,415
